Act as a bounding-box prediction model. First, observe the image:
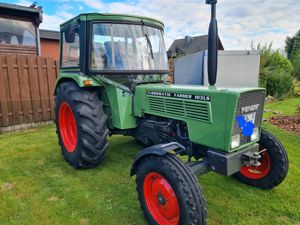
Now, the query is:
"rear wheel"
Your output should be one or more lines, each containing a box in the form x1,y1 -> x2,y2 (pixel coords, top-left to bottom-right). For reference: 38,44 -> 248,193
234,129 -> 288,189
55,81 -> 109,169
135,154 -> 207,225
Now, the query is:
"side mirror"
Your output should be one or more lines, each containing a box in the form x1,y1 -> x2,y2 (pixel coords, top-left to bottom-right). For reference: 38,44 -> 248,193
64,24 -> 79,43
65,31 -> 75,43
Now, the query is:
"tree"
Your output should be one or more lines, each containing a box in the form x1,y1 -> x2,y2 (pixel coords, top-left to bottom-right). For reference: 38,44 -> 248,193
266,70 -> 293,100
292,48 -> 300,80
285,30 -> 300,61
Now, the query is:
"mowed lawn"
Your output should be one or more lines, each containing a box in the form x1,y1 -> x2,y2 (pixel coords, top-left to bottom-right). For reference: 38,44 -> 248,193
0,98 -> 299,225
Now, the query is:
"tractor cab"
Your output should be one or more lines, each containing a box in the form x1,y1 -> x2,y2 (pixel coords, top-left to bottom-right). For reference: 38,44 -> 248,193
60,13 -> 169,87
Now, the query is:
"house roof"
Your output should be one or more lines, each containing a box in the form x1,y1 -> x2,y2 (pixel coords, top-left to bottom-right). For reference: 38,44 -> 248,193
0,2 -> 43,25
39,29 -> 60,41
167,35 -> 224,58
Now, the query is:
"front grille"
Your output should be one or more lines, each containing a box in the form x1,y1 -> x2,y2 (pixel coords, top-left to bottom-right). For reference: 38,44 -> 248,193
148,96 -> 211,123
233,90 -> 265,145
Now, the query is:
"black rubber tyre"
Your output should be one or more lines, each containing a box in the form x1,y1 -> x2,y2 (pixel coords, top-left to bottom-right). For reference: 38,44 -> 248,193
135,154 -> 207,225
54,81 -> 109,169
234,129 -> 289,189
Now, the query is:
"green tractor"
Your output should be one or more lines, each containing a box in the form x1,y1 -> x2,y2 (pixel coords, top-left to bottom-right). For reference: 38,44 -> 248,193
54,1 -> 288,224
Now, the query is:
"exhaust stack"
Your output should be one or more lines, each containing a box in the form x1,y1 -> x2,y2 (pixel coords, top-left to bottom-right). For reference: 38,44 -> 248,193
206,0 -> 218,86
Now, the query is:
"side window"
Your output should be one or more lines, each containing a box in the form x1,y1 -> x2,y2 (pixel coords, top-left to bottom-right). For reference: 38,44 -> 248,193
91,33 -> 110,70
62,30 -> 80,67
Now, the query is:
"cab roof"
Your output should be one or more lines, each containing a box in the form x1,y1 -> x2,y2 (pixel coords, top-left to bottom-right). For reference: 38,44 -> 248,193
60,13 -> 164,30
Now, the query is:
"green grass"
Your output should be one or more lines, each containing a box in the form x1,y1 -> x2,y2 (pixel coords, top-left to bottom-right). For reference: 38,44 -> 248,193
0,98 -> 299,225
264,97 -> 300,118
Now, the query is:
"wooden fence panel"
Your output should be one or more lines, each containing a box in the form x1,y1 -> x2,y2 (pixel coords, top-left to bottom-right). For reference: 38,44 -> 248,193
18,56 -> 33,124
28,56 -> 42,123
0,56 -> 9,127
7,55 -> 22,126
0,54 -> 59,129
38,57 -> 51,121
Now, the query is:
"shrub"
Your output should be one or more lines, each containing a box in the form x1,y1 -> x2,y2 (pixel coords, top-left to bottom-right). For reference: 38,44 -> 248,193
266,70 -> 293,100
254,43 -> 294,99
292,79 -> 300,97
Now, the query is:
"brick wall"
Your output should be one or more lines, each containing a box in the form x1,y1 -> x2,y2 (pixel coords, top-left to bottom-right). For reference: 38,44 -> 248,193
168,58 -> 174,84
40,39 -> 60,61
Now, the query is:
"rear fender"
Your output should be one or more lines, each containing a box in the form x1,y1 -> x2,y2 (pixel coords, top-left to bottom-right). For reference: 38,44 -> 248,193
54,73 -> 104,95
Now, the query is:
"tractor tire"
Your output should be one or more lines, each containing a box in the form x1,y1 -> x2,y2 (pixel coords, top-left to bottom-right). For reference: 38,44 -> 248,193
54,81 -> 109,169
135,154 -> 207,225
234,129 -> 288,190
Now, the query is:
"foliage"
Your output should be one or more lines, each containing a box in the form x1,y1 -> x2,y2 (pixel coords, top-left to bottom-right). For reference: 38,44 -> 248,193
266,70 -> 293,100
292,48 -> 300,80
285,31 -> 300,81
292,79 -> 300,97
285,30 -> 300,61
253,43 -> 294,99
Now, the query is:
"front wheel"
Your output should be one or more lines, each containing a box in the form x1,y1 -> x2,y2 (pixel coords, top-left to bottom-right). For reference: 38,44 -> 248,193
234,129 -> 289,189
135,154 -> 207,225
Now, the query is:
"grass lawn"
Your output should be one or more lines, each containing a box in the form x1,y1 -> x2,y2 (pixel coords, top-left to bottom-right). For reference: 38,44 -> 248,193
263,98 -> 300,118
0,98 -> 299,225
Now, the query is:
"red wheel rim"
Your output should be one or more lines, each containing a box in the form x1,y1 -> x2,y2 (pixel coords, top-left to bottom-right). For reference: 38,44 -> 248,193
143,172 -> 180,225
240,146 -> 271,180
58,102 -> 77,153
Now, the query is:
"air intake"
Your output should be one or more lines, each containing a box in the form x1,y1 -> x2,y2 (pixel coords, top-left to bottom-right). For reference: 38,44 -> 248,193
148,96 -> 211,123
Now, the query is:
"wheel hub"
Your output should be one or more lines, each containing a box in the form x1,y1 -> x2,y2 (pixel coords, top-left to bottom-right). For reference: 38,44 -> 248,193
157,194 -> 167,206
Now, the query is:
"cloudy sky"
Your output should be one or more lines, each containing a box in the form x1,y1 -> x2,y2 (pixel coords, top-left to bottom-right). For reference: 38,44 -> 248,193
5,0 -> 300,50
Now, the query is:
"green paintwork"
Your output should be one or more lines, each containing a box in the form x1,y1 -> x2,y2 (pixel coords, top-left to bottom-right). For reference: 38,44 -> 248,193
134,84 -> 265,152
103,85 -> 136,130
60,13 -> 164,30
54,70 -> 104,92
55,71 -> 136,130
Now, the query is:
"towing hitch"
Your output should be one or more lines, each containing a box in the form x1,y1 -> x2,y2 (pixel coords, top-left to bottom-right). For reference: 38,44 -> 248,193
242,150 -> 263,167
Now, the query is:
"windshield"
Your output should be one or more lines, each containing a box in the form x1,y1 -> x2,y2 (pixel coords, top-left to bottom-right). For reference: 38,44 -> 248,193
90,23 -> 168,72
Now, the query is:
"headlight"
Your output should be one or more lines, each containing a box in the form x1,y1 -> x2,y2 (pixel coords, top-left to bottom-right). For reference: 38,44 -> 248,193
231,134 -> 240,149
251,127 -> 260,141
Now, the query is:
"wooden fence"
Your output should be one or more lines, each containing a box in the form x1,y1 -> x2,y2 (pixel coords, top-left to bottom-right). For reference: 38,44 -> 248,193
0,55 -> 59,130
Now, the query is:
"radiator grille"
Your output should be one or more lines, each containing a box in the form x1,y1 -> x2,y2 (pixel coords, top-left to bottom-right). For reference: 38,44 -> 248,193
233,90 -> 265,145
148,96 -> 211,122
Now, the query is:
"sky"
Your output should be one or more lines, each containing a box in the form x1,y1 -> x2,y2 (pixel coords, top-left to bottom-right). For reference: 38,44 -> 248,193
4,0 -> 300,50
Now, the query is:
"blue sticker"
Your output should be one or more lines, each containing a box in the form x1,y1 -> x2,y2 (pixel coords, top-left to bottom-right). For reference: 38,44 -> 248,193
236,116 -> 254,137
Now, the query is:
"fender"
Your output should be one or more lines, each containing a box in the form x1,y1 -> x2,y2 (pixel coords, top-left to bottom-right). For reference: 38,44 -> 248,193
130,142 -> 185,176
54,72 -> 104,95
54,73 -> 131,95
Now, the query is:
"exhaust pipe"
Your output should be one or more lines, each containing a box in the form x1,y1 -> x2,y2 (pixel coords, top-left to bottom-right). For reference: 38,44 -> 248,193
206,0 -> 218,86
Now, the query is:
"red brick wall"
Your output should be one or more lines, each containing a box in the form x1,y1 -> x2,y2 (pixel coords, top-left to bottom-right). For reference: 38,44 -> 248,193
40,39 -> 60,60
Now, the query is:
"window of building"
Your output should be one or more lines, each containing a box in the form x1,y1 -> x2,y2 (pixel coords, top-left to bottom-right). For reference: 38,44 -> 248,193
0,17 -> 36,46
